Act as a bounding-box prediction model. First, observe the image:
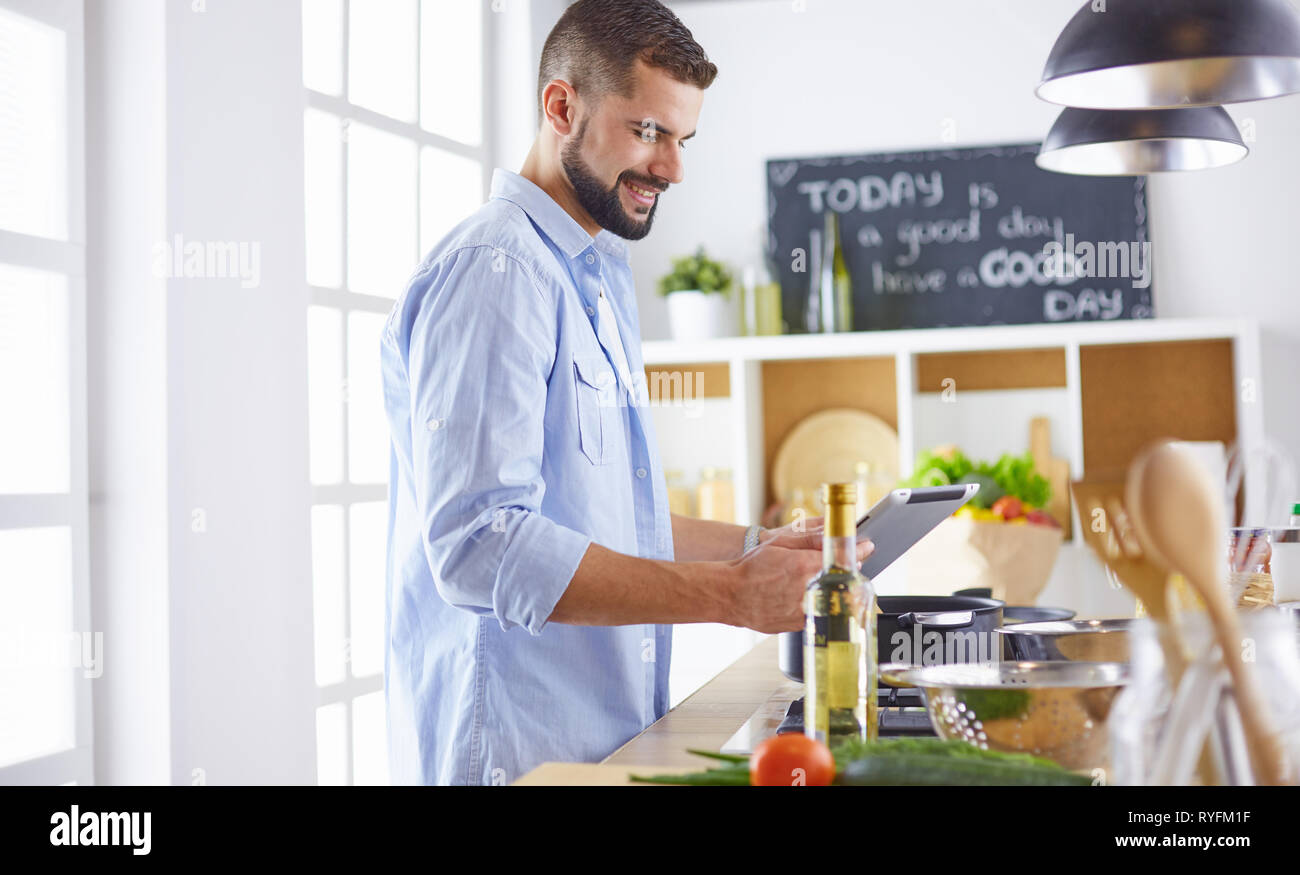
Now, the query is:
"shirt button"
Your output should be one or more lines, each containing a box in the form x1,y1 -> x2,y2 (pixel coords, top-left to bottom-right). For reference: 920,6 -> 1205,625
636,467 -> 647,479
586,305 -> 595,316
585,253 -> 595,265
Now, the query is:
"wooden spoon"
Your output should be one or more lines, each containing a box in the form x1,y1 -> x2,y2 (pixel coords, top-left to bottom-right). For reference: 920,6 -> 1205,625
1125,448 -> 1216,784
1130,440 -> 1289,786
1070,478 -> 1186,674
1122,450 -> 1189,681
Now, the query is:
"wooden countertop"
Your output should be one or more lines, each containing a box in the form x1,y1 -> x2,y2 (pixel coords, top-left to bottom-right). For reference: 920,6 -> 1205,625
514,636 -> 792,785
602,635 -> 793,769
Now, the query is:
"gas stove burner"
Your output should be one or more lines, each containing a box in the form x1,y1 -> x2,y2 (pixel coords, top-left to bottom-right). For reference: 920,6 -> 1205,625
776,695 -> 937,738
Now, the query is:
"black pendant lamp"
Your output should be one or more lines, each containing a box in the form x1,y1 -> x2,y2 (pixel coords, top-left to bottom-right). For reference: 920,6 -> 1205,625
1037,0 -> 1300,109
1036,107 -> 1248,175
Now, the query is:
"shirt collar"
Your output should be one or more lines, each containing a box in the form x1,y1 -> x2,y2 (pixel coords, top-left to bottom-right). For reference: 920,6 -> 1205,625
490,168 -> 629,264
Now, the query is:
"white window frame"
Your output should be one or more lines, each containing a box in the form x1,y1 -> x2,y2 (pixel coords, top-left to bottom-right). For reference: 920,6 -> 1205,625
0,0 -> 91,786
302,0 -> 493,785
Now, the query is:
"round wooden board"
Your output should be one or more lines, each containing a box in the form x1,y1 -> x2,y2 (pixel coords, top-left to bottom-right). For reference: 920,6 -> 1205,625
771,408 -> 900,509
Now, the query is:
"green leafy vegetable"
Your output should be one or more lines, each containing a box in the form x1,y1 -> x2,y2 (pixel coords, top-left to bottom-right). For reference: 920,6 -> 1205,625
899,448 -> 1050,508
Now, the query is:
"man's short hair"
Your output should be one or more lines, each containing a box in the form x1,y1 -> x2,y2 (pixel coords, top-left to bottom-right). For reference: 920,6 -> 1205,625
537,0 -> 718,118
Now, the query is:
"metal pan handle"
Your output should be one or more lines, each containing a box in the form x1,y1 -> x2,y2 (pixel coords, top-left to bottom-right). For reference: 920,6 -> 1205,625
894,610 -> 975,628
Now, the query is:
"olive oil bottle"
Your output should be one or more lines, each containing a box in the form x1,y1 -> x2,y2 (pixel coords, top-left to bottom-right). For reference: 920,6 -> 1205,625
804,483 -> 878,744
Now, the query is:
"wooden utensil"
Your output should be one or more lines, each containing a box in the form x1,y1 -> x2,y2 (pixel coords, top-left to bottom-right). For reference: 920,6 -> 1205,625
1030,417 -> 1072,540
1073,476 -> 1217,784
1128,439 -> 1290,786
1070,479 -> 1186,683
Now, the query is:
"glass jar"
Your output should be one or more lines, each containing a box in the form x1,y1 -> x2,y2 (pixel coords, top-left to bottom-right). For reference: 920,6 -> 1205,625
696,466 -> 735,523
665,468 -> 693,517
1108,609 -> 1300,785
1229,526 -> 1273,607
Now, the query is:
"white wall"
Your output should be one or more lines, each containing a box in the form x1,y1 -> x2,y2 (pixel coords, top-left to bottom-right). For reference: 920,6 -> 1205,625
86,0 -> 315,785
161,0 -> 315,787
638,0 -> 1300,461
86,0 -> 172,787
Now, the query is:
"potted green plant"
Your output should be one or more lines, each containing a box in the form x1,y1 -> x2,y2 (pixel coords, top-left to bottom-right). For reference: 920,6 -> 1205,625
657,247 -> 734,341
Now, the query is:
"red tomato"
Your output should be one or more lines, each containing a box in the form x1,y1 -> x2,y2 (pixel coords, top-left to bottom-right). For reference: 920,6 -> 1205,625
750,733 -> 835,786
991,496 -> 1023,520
1025,509 -> 1060,528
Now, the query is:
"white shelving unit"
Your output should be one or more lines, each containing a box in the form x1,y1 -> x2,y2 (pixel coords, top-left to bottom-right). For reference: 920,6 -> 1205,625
650,317 -> 1264,706
646,318 -> 1262,515
655,314 -> 1263,600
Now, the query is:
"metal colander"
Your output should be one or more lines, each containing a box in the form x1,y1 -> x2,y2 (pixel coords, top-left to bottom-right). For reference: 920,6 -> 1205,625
880,661 -> 1131,772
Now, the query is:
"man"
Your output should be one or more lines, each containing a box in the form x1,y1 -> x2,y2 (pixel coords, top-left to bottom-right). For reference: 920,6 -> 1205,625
381,0 -> 872,785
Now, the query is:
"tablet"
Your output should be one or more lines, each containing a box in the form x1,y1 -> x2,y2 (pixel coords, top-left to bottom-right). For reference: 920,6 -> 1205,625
856,484 -> 980,579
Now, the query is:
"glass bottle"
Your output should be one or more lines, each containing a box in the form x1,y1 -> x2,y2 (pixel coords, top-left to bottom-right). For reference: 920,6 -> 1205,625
807,211 -> 853,334
824,210 -> 853,333
742,263 -> 784,337
805,482 -> 878,745
665,468 -> 693,517
696,466 -> 735,523
741,266 -> 759,337
853,461 -> 872,523
804,225 -> 822,334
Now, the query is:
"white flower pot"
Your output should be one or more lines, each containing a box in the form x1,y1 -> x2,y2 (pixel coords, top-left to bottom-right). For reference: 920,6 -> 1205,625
665,290 -> 733,341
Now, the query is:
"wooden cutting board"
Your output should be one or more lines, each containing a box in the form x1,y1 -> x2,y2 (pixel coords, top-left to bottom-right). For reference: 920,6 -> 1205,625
1030,416 -> 1072,541
512,763 -> 685,786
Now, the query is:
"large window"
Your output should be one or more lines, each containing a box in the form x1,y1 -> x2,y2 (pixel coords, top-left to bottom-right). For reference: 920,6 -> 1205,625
301,0 -> 491,785
0,0 -> 90,785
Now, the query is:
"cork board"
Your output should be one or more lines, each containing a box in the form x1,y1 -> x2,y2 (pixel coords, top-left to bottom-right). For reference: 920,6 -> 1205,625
761,356 -> 897,505
1080,339 -> 1237,474
916,348 -> 1067,392
644,361 -> 730,402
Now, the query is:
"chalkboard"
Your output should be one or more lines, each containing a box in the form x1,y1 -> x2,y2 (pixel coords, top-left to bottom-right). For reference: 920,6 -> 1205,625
766,143 -> 1152,332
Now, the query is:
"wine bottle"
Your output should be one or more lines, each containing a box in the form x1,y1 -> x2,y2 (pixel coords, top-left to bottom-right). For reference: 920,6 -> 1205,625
820,210 -> 854,332
804,482 -> 878,745
804,225 -> 822,333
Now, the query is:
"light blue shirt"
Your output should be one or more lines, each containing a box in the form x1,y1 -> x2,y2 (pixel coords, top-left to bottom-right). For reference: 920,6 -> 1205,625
381,168 -> 676,785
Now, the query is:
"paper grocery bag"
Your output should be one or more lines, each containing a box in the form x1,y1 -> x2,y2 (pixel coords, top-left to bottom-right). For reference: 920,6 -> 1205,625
899,517 -> 1064,605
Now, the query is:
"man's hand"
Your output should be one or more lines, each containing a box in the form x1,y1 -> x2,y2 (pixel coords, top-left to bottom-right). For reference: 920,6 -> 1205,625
725,522 -> 874,633
756,515 -> 827,552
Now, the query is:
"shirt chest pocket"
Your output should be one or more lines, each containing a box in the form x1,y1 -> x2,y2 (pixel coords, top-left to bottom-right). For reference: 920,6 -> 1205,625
572,353 -> 619,466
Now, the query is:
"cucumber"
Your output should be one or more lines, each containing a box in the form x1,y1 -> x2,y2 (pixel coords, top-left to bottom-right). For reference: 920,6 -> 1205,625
837,753 -> 1092,786
832,736 -> 1059,769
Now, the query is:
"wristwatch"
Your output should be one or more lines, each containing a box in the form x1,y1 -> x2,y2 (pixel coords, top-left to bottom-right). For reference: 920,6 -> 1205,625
743,524 -> 765,554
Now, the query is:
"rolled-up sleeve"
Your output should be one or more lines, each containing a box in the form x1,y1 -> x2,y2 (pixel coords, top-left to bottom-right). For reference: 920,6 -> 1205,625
400,245 -> 592,634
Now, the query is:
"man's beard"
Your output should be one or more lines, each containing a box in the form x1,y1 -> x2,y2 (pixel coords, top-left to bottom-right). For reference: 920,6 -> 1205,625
561,120 -> 665,241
